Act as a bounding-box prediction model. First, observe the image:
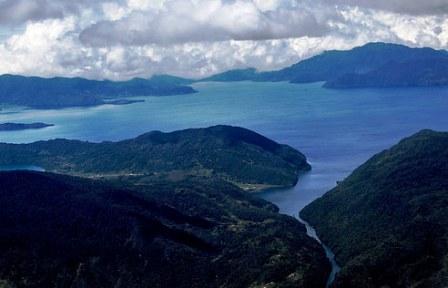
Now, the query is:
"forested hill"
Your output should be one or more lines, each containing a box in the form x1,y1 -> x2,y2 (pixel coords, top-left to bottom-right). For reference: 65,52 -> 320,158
0,171 -> 330,288
301,129 -> 448,288
0,125 -> 311,191
0,74 -> 196,109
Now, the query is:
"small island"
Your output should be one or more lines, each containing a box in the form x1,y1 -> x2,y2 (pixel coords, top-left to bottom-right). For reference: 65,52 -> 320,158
0,122 -> 54,131
103,99 -> 146,105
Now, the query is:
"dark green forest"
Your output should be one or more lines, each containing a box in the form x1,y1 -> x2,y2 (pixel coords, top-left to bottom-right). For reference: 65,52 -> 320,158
301,130 -> 448,287
0,125 -> 310,190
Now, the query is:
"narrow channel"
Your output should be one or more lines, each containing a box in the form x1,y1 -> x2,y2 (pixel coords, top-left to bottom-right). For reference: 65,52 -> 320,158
298,217 -> 341,287
258,171 -> 342,287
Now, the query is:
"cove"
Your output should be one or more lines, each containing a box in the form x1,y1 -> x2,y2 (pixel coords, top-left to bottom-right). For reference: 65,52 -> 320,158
0,81 -> 447,285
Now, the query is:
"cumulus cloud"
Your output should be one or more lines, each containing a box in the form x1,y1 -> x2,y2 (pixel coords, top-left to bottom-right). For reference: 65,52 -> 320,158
0,0 -> 63,25
80,0 -> 332,46
0,0 -> 112,25
0,0 -> 447,80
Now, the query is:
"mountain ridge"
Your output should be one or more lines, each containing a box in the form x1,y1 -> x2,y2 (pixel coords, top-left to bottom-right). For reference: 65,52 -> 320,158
197,42 -> 448,88
0,125 -> 328,287
0,170 -> 330,288
301,129 -> 448,287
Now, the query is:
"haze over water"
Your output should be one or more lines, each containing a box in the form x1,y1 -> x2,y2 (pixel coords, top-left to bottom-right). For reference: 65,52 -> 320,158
1,81 -> 448,213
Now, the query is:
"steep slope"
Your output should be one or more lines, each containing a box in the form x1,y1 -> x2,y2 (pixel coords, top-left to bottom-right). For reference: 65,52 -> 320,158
281,43 -> 448,84
0,74 -> 196,109
301,130 -> 448,287
0,125 -> 310,190
0,171 -> 330,288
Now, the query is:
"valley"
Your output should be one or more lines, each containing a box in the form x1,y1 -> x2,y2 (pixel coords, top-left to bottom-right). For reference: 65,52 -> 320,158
0,126 -> 329,287
0,0 -> 446,283
301,130 -> 448,287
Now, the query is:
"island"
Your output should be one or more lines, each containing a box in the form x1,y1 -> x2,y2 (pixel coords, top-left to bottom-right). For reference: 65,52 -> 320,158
0,125 -> 311,191
0,74 -> 196,109
2,42 -> 447,111
199,42 -> 448,88
0,122 -> 54,131
301,129 -> 448,288
0,125 -> 329,288
103,99 -> 145,105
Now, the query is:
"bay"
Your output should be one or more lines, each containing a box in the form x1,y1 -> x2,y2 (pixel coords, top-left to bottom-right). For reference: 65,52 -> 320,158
1,80 -> 447,284
1,81 -> 446,208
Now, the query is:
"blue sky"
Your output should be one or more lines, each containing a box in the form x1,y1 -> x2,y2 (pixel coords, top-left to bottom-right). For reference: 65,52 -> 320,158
0,0 -> 447,80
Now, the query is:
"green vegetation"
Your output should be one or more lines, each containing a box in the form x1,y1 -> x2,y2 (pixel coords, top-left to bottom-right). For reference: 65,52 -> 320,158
0,169 -> 329,288
0,125 -> 310,190
301,129 -> 448,287
0,125 -> 329,287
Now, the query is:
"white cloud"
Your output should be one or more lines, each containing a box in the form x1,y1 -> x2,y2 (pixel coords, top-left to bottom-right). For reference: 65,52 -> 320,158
0,0 -> 62,25
325,0 -> 448,15
102,2 -> 128,21
0,0 -> 113,25
0,0 -> 447,80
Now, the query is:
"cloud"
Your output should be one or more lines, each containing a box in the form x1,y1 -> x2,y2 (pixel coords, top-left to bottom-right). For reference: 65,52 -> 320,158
79,0 -> 332,46
0,0 -> 447,80
0,0 -> 63,25
0,15 -> 356,80
325,0 -> 448,15
0,0 -> 112,25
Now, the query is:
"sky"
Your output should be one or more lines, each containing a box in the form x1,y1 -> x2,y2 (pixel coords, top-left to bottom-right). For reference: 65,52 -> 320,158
0,0 -> 447,80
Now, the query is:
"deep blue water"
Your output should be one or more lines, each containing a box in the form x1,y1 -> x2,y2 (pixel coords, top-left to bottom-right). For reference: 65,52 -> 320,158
1,81 -> 447,283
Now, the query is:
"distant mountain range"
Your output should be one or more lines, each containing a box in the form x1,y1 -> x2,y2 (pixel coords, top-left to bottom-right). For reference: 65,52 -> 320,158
198,42 -> 448,88
2,42 -> 447,109
0,74 -> 196,109
301,129 -> 448,287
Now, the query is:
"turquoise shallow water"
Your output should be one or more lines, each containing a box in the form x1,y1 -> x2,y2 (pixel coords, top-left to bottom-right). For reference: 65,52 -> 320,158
1,81 -> 447,284
1,81 -> 448,209
2,81 -> 447,211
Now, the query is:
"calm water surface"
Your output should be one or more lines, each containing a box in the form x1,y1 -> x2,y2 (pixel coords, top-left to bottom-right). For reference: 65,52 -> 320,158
2,81 -> 447,209
1,81 -> 447,283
